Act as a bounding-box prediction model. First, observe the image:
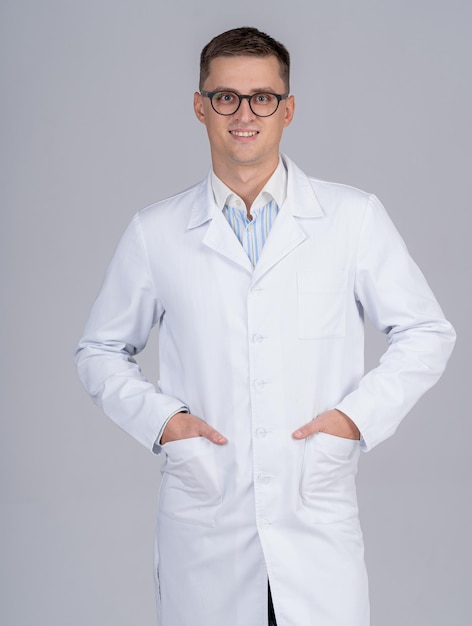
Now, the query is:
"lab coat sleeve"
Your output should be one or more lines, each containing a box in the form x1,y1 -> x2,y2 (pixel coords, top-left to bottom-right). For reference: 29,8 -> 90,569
335,195 -> 456,451
74,213 -> 188,453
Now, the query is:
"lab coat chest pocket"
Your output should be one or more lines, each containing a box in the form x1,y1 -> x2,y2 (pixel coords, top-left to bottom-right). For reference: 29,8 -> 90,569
300,433 -> 360,524
297,269 -> 347,338
159,437 -> 222,527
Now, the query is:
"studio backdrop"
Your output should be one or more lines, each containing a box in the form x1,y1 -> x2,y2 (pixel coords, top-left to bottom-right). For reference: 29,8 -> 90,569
1,1 -> 470,625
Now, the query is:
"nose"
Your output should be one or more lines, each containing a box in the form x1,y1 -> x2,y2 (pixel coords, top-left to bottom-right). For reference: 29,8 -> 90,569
235,96 -> 255,120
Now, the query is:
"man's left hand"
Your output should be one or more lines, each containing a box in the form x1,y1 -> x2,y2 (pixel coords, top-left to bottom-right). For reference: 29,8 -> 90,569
293,409 -> 360,441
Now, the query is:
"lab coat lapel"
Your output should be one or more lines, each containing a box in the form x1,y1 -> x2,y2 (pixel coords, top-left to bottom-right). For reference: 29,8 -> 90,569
187,158 -> 325,278
203,210 -> 254,273
187,173 -> 253,273
252,156 -> 325,284
251,206 -> 307,283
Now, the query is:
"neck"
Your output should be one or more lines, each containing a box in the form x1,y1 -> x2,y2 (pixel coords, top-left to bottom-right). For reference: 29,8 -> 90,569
213,156 -> 279,212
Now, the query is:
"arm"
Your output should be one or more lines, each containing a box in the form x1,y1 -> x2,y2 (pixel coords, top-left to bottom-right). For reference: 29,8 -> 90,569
294,195 -> 456,449
74,213 -> 188,453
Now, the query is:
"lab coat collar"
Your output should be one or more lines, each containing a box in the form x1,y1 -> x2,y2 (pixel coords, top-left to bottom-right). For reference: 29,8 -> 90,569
186,154 -> 324,230
211,157 -> 287,214
282,155 -> 325,218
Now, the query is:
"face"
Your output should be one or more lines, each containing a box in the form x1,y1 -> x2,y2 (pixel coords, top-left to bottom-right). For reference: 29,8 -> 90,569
194,55 -> 295,174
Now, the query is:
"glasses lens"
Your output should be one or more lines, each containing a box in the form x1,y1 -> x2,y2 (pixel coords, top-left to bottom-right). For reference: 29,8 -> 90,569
249,93 -> 279,116
211,92 -> 240,115
210,92 -> 280,116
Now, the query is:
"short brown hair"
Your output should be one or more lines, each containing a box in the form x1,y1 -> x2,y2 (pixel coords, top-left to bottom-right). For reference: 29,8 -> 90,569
199,27 -> 290,92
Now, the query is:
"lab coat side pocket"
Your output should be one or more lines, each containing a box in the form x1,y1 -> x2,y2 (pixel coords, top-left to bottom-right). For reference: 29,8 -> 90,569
297,270 -> 347,339
159,437 -> 222,527
300,433 -> 360,524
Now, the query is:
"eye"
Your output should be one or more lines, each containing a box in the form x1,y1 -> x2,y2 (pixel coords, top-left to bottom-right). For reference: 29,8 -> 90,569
214,91 -> 237,104
253,93 -> 275,104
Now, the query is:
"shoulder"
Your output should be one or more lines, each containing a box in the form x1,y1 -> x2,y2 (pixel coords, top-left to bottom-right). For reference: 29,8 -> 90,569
310,177 -> 381,223
284,154 -> 373,205
283,154 -> 376,220
137,177 -> 207,227
309,177 -> 372,205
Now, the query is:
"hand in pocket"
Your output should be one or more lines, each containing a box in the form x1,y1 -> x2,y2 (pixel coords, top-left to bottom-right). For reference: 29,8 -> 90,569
160,412 -> 227,445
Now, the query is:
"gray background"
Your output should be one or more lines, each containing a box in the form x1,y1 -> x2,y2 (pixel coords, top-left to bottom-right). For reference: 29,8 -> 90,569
1,0 -> 470,624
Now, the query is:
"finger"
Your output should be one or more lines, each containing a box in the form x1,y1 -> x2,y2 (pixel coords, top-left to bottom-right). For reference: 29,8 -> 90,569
292,419 -> 320,440
199,422 -> 228,445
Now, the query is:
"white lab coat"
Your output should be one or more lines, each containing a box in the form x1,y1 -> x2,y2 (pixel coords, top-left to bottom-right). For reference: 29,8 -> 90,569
75,155 -> 455,626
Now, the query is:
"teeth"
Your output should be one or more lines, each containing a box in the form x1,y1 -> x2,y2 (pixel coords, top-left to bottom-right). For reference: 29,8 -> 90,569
231,131 -> 258,137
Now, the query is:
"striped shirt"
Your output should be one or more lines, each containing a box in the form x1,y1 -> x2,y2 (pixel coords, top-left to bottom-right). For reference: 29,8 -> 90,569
222,200 -> 279,266
211,158 -> 287,267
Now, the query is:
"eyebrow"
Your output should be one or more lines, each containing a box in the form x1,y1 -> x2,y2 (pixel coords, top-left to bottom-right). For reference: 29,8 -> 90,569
210,86 -> 280,94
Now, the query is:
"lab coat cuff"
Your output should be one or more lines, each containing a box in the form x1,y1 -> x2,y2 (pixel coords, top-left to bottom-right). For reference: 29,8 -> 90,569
334,402 -> 369,452
152,406 -> 189,454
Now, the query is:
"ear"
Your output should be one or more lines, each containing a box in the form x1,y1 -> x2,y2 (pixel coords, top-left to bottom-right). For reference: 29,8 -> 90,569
283,95 -> 295,127
194,92 -> 206,124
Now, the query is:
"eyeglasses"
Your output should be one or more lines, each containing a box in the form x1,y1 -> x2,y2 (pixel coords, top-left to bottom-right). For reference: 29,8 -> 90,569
200,90 -> 289,117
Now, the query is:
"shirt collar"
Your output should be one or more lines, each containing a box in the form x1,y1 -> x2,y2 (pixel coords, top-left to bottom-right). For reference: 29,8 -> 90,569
210,157 -> 287,215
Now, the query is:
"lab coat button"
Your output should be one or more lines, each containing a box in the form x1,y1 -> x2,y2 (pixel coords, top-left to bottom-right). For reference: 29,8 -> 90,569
255,427 -> 267,438
254,379 -> 266,390
257,473 -> 271,485
260,518 -> 270,529
252,333 -> 263,343
251,287 -> 263,296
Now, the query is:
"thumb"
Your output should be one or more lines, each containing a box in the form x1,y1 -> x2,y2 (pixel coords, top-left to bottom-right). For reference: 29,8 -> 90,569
199,422 -> 228,445
293,418 -> 320,440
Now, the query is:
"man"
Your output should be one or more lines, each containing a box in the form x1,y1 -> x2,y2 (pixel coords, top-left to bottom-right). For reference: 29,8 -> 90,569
75,27 -> 455,626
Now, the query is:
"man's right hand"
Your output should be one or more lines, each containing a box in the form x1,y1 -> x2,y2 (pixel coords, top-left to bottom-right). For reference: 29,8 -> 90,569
160,412 -> 228,445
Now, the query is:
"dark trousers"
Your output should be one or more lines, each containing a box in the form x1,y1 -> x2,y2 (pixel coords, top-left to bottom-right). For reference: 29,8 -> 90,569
268,583 -> 277,626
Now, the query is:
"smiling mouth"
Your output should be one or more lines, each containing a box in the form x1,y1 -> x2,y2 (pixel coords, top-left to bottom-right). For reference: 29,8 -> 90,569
229,130 -> 259,137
